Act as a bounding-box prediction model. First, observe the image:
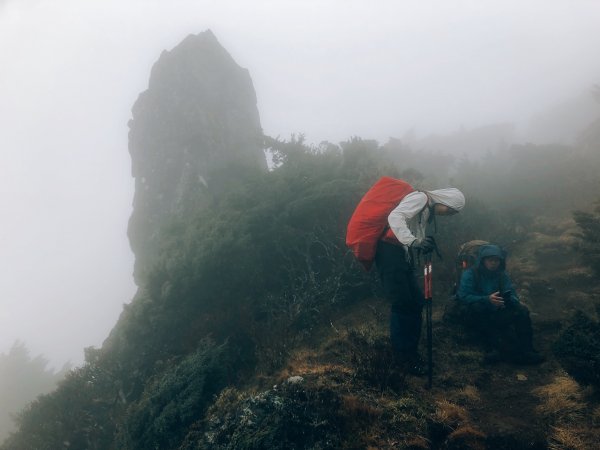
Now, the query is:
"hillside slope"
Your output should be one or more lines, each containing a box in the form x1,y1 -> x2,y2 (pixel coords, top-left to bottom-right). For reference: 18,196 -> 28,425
2,32 -> 599,450
194,217 -> 599,449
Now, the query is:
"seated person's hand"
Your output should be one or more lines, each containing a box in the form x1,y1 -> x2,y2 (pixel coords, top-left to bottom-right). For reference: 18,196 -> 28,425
489,291 -> 505,308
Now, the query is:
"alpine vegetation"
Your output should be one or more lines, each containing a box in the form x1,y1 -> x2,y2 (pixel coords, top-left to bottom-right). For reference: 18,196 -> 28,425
3,31 -> 600,450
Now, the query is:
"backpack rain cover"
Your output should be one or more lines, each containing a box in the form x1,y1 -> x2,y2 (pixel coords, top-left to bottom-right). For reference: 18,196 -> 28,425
346,177 -> 414,271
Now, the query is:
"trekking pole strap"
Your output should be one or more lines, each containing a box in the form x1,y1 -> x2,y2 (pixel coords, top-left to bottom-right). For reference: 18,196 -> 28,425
428,236 -> 443,260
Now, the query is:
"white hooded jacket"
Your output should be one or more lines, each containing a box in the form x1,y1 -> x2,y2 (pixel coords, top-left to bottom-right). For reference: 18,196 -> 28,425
387,188 -> 465,247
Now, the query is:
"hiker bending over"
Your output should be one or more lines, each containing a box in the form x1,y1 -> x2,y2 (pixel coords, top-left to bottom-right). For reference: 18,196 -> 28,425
375,187 -> 465,375
457,244 -> 544,365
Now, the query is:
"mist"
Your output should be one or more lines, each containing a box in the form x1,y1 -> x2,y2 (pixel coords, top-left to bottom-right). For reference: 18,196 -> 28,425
1,0 -> 600,370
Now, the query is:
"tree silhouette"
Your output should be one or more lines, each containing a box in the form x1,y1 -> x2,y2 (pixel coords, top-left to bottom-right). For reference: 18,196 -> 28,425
0,341 -> 70,441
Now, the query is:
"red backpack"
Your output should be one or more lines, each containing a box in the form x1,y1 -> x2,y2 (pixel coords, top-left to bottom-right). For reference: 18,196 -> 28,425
346,177 -> 414,271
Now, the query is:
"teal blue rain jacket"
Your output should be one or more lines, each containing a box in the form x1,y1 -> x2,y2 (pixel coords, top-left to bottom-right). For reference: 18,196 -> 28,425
457,244 -> 519,307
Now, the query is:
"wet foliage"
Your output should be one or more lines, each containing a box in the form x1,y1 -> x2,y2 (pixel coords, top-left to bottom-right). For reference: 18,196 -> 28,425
346,326 -> 406,392
554,309 -> 600,388
573,201 -> 600,277
191,382 -> 344,450
3,120 -> 600,448
116,339 -> 229,450
0,342 -> 70,441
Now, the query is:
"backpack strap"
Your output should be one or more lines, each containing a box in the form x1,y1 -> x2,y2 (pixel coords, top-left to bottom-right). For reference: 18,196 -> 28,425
416,191 -> 433,228
473,267 -> 481,293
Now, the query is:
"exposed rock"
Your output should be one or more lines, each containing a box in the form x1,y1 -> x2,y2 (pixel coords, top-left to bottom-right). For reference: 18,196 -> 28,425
127,30 -> 267,281
285,375 -> 304,385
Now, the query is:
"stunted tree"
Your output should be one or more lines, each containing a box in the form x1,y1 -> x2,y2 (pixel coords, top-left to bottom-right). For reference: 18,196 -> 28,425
0,341 -> 70,442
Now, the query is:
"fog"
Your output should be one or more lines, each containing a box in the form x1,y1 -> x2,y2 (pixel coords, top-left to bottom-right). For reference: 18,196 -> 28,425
1,0 -> 599,369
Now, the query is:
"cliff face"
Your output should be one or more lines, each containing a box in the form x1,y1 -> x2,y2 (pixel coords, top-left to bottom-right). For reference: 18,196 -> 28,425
127,30 -> 266,281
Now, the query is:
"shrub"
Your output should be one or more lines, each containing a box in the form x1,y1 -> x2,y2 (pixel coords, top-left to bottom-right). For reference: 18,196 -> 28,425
0,363 -> 118,450
573,202 -> 600,277
554,310 -> 600,388
346,327 -> 406,392
116,339 -> 229,450
193,382 -> 343,450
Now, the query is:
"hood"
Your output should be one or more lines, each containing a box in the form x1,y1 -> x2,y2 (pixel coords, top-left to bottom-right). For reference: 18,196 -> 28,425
477,244 -> 507,271
427,188 -> 466,212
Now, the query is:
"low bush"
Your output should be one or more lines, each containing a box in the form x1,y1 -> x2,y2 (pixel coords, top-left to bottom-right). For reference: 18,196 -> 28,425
346,327 -> 406,392
193,382 -> 343,450
116,339 -> 229,450
554,310 -> 600,388
573,202 -> 600,277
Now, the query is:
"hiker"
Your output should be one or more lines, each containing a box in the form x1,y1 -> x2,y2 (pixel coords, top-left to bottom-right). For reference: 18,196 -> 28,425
374,187 -> 465,374
457,244 -> 544,364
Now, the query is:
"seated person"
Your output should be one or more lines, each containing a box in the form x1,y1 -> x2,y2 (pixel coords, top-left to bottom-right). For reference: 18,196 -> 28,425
457,244 -> 544,364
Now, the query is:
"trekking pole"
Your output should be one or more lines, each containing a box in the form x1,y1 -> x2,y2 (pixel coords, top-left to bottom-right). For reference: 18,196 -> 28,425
424,252 -> 433,389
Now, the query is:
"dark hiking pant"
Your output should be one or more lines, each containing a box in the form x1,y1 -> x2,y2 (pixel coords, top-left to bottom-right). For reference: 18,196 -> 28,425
375,241 -> 424,358
459,301 -> 534,354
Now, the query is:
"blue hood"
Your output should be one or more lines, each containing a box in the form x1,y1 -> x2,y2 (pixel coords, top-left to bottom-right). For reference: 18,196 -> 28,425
477,244 -> 507,272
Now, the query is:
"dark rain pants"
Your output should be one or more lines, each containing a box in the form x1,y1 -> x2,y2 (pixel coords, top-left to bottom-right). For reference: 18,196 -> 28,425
459,301 -> 534,353
375,241 -> 424,357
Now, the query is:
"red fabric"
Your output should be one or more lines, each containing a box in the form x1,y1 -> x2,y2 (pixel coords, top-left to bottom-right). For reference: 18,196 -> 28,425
346,177 -> 414,271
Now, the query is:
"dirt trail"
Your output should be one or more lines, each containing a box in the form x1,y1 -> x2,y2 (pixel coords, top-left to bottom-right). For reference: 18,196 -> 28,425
269,219 -> 598,449
427,219 -> 597,447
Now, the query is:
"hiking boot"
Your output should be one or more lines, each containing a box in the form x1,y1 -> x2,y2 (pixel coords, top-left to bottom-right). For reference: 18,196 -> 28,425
512,350 -> 545,365
482,350 -> 502,365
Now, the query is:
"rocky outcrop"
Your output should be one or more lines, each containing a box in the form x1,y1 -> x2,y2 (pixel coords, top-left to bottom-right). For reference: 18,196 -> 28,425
127,30 -> 267,281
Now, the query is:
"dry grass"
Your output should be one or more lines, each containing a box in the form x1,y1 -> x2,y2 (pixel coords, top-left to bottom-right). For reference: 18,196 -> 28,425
341,395 -> 382,420
528,231 -> 561,248
446,425 -> 486,450
453,350 -> 483,365
530,217 -> 576,236
279,361 -> 352,378
433,399 -> 470,430
552,267 -> 595,286
592,405 -> 600,426
562,291 -> 598,317
454,385 -> 481,405
548,426 -> 587,450
509,257 -> 538,276
383,396 -> 432,432
533,375 -> 585,424
401,435 -> 430,449
556,232 -> 579,247
276,346 -> 353,383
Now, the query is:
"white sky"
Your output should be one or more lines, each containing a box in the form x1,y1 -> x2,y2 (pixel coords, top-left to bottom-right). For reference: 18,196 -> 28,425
1,0 -> 599,369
